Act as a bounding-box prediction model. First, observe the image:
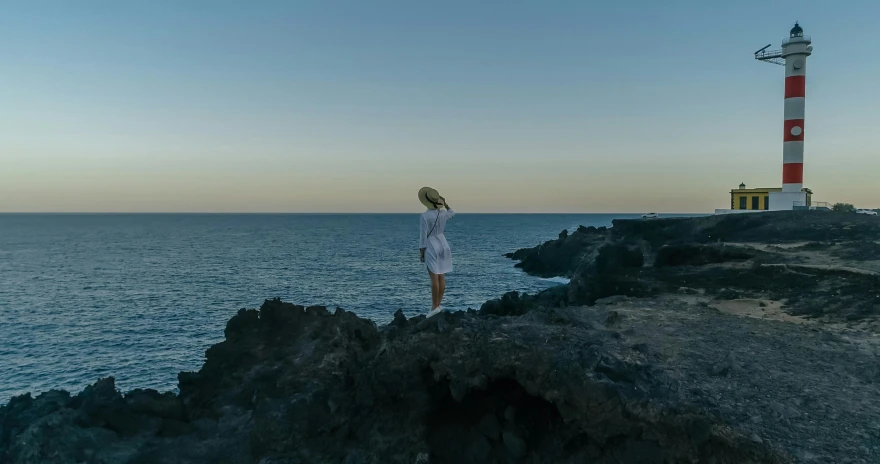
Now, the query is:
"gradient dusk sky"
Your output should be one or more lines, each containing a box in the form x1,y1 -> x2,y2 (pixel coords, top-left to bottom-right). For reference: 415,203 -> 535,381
2,0 -> 878,213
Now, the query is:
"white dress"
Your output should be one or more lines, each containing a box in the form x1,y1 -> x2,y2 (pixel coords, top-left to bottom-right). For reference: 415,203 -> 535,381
419,208 -> 455,275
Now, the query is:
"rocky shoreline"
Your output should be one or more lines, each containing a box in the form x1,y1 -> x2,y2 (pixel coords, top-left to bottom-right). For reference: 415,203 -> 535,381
2,211 -> 879,463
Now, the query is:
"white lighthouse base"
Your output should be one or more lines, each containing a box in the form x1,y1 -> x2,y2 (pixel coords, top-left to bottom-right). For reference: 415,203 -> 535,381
769,191 -> 807,211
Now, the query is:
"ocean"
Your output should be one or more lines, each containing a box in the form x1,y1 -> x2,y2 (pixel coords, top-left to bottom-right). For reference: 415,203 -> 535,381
0,213 -> 643,401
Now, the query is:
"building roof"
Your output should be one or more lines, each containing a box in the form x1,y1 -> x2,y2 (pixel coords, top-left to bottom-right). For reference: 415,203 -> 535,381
731,187 -> 780,193
730,187 -> 813,194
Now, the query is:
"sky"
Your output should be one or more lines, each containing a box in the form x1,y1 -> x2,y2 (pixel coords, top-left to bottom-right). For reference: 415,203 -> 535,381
1,0 -> 878,213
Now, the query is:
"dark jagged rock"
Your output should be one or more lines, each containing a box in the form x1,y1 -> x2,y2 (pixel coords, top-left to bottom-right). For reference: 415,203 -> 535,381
654,244 -> 754,267
567,243 -> 647,305
0,299 -> 789,463
505,225 -> 608,277
0,378 -> 194,464
507,211 -> 880,321
611,210 -> 880,245
478,291 -> 535,317
508,212 -> 880,278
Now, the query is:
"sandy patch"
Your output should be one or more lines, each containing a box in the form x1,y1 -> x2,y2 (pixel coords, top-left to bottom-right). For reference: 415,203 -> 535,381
710,298 -> 812,325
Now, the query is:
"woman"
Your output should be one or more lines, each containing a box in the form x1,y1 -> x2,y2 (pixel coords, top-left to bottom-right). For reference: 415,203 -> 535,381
418,187 -> 455,318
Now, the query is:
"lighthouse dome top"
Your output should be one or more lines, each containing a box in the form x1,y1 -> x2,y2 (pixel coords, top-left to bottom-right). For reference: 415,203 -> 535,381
782,21 -> 810,47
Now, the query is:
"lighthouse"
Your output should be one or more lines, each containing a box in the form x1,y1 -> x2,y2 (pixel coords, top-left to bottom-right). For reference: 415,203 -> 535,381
755,23 -> 814,210
780,23 -> 812,198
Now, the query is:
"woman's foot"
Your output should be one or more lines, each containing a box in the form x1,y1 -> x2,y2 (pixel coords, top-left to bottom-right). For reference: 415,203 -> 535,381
427,306 -> 443,318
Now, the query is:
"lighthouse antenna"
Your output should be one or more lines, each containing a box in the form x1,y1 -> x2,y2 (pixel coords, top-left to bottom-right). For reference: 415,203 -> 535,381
754,43 -> 784,66
754,43 -> 772,55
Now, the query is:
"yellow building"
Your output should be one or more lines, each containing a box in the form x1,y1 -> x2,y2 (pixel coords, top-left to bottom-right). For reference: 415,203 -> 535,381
730,183 -> 813,210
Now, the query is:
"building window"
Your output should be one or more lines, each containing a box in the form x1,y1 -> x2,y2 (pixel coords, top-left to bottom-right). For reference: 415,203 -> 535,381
739,196 -> 747,209
764,196 -> 770,210
751,196 -> 759,210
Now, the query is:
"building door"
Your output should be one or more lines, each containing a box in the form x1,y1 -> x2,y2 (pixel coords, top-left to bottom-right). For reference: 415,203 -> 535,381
764,196 -> 770,210
752,196 -> 759,210
739,196 -> 747,209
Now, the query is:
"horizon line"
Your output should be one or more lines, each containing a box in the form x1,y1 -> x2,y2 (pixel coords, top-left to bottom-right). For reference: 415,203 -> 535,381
0,211 -> 707,215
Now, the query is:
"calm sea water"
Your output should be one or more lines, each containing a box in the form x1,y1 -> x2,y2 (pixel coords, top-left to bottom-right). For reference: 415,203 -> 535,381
0,213 -> 644,401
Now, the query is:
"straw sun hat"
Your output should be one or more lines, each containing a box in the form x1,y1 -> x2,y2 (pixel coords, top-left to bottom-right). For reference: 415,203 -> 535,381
418,187 -> 445,210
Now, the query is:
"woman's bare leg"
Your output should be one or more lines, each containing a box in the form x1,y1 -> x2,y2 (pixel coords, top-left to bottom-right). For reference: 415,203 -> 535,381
438,274 -> 446,307
428,270 -> 440,309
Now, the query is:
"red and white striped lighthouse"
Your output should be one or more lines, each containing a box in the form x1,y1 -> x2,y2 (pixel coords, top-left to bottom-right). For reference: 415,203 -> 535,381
781,22 -> 812,193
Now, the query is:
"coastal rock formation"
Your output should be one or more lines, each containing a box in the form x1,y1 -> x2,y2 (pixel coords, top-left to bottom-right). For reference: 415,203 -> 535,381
497,211 -> 880,462
505,211 -> 880,322
1,300 -> 787,463
504,225 -> 609,278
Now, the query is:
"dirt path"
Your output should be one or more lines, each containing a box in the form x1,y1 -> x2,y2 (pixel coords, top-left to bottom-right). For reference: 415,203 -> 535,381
595,297 -> 880,463
759,263 -> 880,276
